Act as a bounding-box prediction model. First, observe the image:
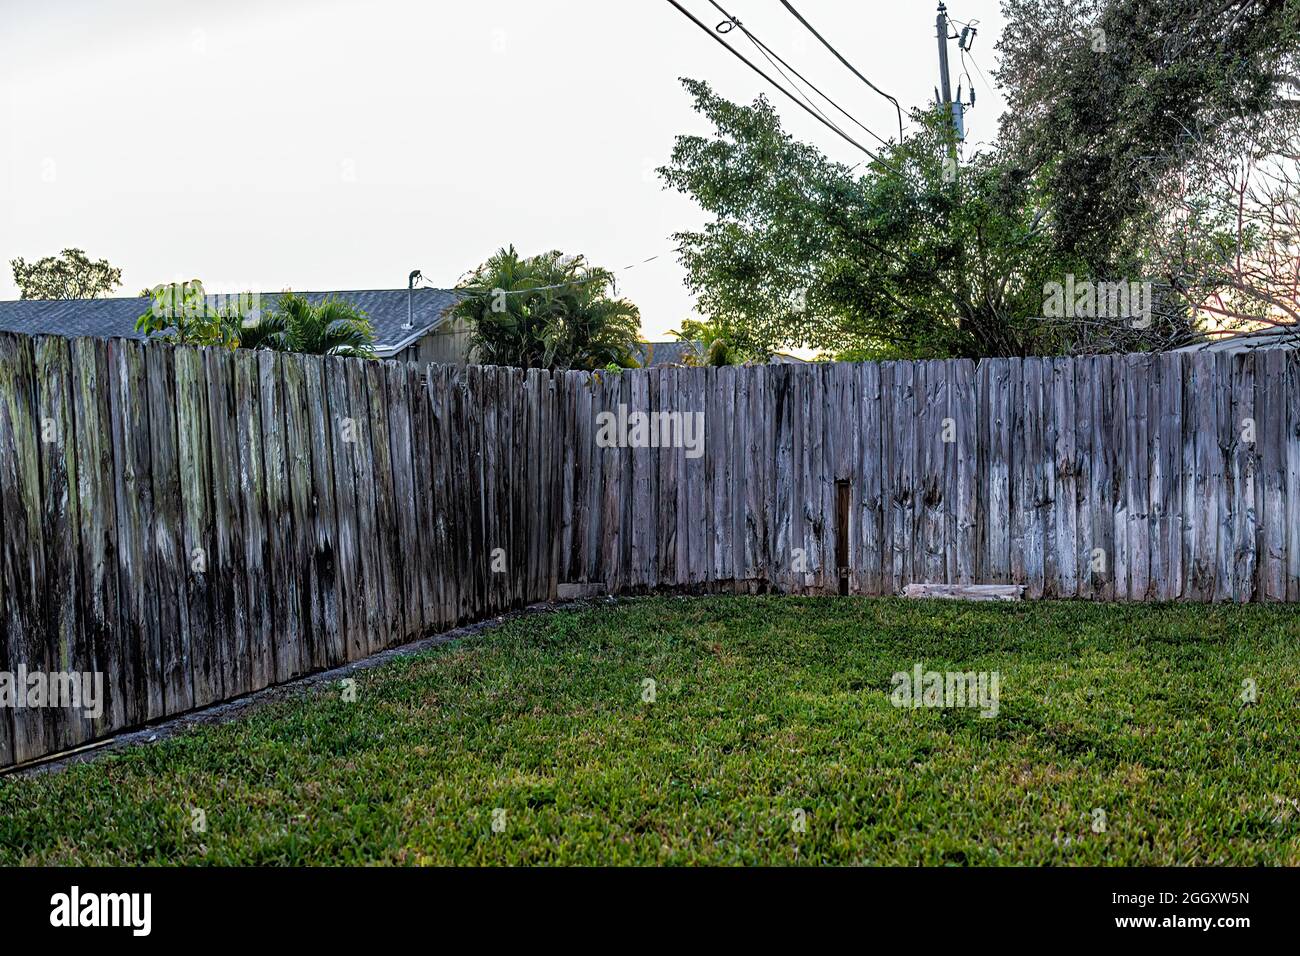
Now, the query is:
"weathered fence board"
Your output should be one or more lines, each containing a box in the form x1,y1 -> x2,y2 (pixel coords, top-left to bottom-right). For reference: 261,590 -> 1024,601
259,351 -> 297,680
1287,350 -> 1300,603
110,340 -> 163,724
235,350 -> 273,691
35,337 -> 94,748
0,334 -> 46,762
2,331 -> 1299,770
281,353 -> 317,676
73,338 -> 126,732
204,348 -> 246,699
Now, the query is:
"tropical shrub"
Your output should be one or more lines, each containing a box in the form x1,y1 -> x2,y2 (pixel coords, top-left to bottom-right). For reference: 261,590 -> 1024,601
451,246 -> 640,370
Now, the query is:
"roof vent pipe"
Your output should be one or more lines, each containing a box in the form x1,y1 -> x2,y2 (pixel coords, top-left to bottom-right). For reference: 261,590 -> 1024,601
404,269 -> 422,330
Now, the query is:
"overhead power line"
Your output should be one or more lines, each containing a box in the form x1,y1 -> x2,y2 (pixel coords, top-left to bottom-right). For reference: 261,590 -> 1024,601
778,0 -> 905,145
664,0 -> 897,171
442,251 -> 671,297
704,0 -> 896,150
961,46 -> 996,101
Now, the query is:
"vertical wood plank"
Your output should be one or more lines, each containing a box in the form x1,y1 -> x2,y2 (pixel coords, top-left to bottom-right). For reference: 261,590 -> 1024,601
305,354 -> 343,663
953,360 -> 977,586
831,363 -> 858,590
1229,352 -> 1257,602
1007,359 -> 1027,590
73,338 -> 127,730
1109,355 -> 1130,600
1124,354 -> 1151,601
772,365 -> 794,591
584,370 -> 607,589
731,364 -> 750,590
571,370 -> 592,587
482,366 -> 505,611
760,363 -> 777,589
983,359 -> 1011,585
792,365 -> 810,592
0,333 -> 48,761
858,361 -> 883,595
366,361 -> 403,641
204,347 -> 247,697
546,371 -> 565,601
281,354 -> 317,672
884,362 -> 911,592
260,351 -> 299,681
1021,358 -> 1045,599
410,363 -> 440,625
323,357 -> 361,661
814,364 -> 833,591
713,366 -> 733,586
918,361 -> 945,585
1189,352 -> 1218,600
1286,349 -> 1300,602
146,345 -> 192,715
1258,349 -> 1287,601
175,345 -> 220,707
1053,358 -> 1078,598
1073,356 -> 1094,598
234,350 -> 273,688
627,368 -> 645,592
0,420 -> 9,767
686,368 -> 707,589
1212,352 -> 1236,603
427,366 -> 453,626
34,336 -> 94,747
943,360 -> 958,585
1039,359 -> 1060,597
1091,356 -> 1115,600
595,371 -> 613,590
385,361 -> 421,634
110,339 -> 163,724
511,366 -> 527,607
651,368 -> 674,588
1153,353 -> 1183,602
560,370 -> 578,590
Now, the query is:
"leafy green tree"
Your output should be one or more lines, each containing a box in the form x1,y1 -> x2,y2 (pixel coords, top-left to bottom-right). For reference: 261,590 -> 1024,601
995,0 -> 1300,272
660,0 -> 1300,359
660,80 -> 1084,359
11,248 -> 122,299
451,246 -> 640,370
136,284 -> 376,357
135,280 -> 242,346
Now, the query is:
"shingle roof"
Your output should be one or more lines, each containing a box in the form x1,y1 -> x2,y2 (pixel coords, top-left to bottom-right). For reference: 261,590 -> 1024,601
1172,325 -> 1300,353
634,341 -> 808,366
636,341 -> 701,367
0,287 -> 461,356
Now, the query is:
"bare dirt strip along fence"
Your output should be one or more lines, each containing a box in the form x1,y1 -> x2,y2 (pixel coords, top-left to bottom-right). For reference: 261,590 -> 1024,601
0,332 -> 1296,767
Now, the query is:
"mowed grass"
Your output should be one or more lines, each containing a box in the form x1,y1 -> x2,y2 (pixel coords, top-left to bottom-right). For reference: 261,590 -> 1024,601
2,596 -> 1298,866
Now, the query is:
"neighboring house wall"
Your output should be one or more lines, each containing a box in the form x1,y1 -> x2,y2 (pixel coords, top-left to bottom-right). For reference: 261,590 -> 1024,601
388,316 -> 474,366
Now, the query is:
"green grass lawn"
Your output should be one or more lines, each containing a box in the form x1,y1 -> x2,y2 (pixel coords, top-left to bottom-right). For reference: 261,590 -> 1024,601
2,596 -> 1298,865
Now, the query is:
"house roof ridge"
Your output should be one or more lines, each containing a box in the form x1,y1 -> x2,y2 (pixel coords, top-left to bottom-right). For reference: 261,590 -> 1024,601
1,286 -> 462,304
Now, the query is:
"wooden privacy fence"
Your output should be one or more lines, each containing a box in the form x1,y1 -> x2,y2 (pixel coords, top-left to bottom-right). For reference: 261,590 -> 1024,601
558,350 -> 1299,604
0,332 -> 1298,768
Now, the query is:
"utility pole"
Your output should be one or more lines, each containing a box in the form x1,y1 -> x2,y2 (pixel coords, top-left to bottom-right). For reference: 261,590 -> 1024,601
935,3 -> 962,160
936,3 -> 953,113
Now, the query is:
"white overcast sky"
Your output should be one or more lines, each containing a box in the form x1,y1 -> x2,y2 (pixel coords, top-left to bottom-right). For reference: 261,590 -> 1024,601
0,0 -> 1008,340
